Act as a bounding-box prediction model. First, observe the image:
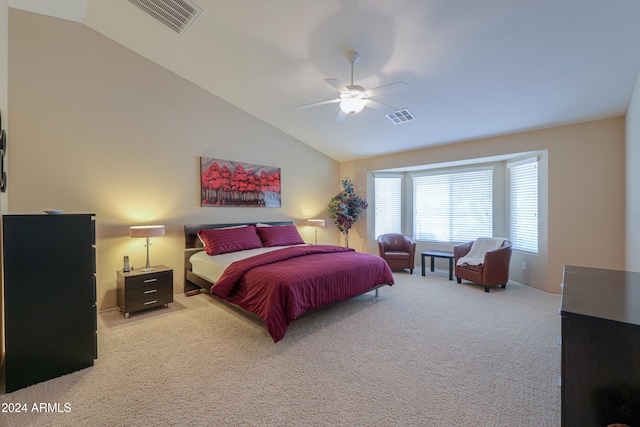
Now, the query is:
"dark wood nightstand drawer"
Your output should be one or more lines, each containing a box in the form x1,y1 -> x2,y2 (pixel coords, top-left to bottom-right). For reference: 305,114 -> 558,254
124,293 -> 173,313
123,270 -> 172,290
125,280 -> 172,302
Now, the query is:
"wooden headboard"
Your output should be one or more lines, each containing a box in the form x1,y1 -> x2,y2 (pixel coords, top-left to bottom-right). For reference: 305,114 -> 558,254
184,221 -> 294,249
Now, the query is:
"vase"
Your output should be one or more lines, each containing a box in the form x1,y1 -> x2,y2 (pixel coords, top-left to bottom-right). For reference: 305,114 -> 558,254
344,231 -> 349,248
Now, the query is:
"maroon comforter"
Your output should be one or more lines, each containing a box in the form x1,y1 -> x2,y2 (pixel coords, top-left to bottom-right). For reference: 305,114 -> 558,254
211,245 -> 394,342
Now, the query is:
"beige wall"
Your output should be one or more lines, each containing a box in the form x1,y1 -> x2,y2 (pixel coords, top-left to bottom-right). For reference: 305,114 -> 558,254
341,117 -> 626,294
627,68 -> 640,271
1,0 -> 7,368
8,10 -> 340,310
0,0 -> 7,215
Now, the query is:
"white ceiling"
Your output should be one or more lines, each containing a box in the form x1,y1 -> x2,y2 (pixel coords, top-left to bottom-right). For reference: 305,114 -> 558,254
9,0 -> 640,162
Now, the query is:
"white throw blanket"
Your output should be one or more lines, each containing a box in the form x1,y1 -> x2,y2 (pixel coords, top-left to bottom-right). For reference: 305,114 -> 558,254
456,237 -> 506,267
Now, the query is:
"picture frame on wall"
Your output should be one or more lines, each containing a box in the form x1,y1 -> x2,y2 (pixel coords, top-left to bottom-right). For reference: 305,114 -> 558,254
0,114 -> 5,192
200,157 -> 281,207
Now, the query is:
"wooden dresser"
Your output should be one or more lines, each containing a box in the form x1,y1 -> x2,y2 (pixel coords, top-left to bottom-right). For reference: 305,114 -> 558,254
3,214 -> 97,392
560,265 -> 640,427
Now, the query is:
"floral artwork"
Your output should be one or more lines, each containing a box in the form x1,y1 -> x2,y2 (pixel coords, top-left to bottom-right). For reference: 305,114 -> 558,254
201,157 -> 281,207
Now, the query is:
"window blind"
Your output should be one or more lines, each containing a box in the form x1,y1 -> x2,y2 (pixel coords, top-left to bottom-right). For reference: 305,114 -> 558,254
413,168 -> 493,242
374,175 -> 402,238
508,158 -> 538,253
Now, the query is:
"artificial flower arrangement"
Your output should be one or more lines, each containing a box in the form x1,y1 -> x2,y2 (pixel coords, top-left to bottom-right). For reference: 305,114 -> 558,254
327,178 -> 368,248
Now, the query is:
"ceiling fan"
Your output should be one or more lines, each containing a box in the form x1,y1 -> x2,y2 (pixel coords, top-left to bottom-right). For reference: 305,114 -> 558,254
297,51 -> 408,122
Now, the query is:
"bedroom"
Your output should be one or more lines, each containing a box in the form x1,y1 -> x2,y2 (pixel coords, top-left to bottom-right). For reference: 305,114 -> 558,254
1,1 -> 634,306
0,1 -> 639,424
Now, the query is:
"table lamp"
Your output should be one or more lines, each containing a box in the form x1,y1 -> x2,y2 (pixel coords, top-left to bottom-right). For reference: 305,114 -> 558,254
307,219 -> 325,245
130,225 -> 165,272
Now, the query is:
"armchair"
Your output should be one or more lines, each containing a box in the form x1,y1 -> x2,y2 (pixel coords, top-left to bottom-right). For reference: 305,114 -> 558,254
377,234 -> 417,274
453,238 -> 513,292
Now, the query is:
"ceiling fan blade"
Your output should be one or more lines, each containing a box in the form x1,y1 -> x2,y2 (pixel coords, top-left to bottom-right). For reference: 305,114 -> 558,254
364,81 -> 408,97
365,99 -> 396,112
325,78 -> 350,93
335,110 -> 348,123
296,98 -> 341,110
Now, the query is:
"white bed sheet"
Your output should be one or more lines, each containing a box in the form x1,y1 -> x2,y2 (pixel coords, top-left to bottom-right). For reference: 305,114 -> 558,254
189,244 -> 308,284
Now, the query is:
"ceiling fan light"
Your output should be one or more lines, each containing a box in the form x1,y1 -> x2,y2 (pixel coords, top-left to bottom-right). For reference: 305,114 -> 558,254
340,98 -> 365,114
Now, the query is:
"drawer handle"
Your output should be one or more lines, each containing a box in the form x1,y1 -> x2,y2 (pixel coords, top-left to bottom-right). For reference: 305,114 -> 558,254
144,289 -> 157,294
144,300 -> 158,305
144,278 -> 158,283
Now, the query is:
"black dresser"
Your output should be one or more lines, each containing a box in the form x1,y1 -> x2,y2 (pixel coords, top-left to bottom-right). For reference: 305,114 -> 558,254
2,214 -> 97,392
560,265 -> 640,427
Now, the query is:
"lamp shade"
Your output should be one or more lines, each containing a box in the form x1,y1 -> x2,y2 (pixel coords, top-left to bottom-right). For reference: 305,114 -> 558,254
130,225 -> 165,238
307,219 -> 325,227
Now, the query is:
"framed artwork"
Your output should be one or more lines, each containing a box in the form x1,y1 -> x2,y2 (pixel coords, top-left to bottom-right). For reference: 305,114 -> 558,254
0,111 -> 5,192
200,157 -> 281,207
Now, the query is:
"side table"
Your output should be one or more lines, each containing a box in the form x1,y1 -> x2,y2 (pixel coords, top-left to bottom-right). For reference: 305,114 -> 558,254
421,251 -> 454,280
117,265 -> 173,318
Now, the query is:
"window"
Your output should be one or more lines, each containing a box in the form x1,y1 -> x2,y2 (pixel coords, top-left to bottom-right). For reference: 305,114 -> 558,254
413,168 -> 493,242
374,175 -> 402,238
508,158 -> 538,253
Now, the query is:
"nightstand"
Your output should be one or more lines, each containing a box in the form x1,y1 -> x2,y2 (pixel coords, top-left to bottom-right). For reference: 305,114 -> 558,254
117,265 -> 173,318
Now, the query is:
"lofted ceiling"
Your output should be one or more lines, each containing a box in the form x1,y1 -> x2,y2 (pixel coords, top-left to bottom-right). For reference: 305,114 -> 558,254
9,0 -> 640,162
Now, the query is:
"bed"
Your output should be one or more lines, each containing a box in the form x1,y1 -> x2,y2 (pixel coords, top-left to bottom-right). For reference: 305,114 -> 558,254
183,221 -> 394,342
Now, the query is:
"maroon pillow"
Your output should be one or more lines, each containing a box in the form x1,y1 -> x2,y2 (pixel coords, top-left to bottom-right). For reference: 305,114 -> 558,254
197,225 -> 262,255
257,224 -> 305,247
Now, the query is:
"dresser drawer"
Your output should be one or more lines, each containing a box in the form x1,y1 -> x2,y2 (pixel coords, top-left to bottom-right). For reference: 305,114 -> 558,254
124,292 -> 173,313
125,280 -> 172,302
123,270 -> 172,290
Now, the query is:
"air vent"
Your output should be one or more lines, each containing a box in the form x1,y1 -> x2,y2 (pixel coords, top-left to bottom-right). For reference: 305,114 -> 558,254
386,109 -> 416,125
127,0 -> 203,34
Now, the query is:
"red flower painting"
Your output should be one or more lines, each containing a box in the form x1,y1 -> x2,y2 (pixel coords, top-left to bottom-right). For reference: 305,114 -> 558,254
201,157 -> 281,207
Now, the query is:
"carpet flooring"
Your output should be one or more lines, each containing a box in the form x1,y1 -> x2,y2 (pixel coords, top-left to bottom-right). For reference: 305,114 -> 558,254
0,270 -> 561,426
